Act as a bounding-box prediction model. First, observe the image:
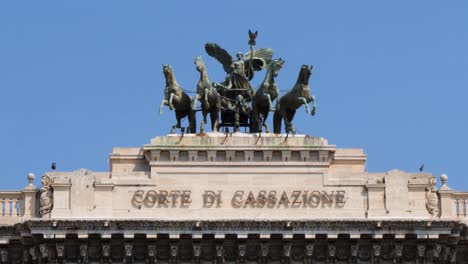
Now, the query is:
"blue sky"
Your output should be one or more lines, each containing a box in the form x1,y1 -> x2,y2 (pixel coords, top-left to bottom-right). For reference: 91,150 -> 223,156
0,1 -> 467,190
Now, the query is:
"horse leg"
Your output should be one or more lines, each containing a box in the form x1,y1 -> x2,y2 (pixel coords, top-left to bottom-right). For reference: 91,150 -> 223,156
159,100 -> 168,115
210,109 -> 219,132
299,97 -> 311,114
284,109 -> 297,134
204,88 -> 210,109
263,112 -> 270,133
203,109 -> 208,125
265,94 -> 274,112
288,110 -> 297,134
192,94 -> 200,110
309,95 -> 316,116
188,109 -> 197,133
171,112 -> 183,134
273,103 -> 282,134
283,112 -> 292,133
200,110 -> 208,133
168,93 -> 175,110
249,104 -> 258,133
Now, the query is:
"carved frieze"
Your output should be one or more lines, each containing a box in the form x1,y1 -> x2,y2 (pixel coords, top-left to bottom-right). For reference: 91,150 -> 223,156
55,244 -> 64,258
358,241 -> 372,261
148,245 -> 156,257
305,244 -> 314,257
238,244 -> 246,258
335,240 -> 350,261
417,243 -> 426,258
192,244 -> 200,258
102,244 -> 110,257
79,244 -> 87,262
380,240 -> 395,260
39,244 -> 48,259
29,247 -> 37,261
0,250 -> 7,263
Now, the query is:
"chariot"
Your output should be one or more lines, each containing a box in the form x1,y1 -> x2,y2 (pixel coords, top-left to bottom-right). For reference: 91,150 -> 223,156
217,87 -> 253,132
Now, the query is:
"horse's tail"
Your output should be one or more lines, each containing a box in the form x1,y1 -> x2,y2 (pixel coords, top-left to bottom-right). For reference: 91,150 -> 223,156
273,108 -> 282,134
188,109 -> 197,133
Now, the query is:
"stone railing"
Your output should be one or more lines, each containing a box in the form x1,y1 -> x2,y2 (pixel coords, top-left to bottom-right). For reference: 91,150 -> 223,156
0,191 -> 23,224
453,192 -> 468,217
0,173 -> 39,225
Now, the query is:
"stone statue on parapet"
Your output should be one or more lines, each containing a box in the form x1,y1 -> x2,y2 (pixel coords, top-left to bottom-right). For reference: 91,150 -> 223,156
426,176 -> 439,217
159,64 -> 197,134
39,174 -> 53,216
273,65 -> 316,134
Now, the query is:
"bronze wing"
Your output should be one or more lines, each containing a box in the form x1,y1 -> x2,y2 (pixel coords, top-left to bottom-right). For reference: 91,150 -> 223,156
205,43 -> 234,74
244,48 -> 274,80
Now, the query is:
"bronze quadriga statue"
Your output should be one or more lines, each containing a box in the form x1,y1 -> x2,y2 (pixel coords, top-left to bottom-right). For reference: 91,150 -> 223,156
158,30 -> 316,134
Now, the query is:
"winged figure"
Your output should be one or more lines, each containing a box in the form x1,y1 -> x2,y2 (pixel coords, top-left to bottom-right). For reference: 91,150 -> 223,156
205,42 -> 273,81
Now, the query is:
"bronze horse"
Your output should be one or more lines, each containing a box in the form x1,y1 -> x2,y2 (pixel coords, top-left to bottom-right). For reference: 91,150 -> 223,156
194,56 -> 221,132
273,65 -> 316,134
251,58 -> 285,133
159,64 -> 196,134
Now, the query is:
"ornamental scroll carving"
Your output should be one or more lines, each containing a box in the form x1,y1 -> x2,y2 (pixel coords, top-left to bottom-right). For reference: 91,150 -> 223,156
39,174 -> 53,216
426,176 -> 439,217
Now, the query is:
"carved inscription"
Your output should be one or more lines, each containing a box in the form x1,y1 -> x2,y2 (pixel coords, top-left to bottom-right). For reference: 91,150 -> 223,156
132,190 -> 192,208
132,190 -> 347,209
231,190 -> 347,208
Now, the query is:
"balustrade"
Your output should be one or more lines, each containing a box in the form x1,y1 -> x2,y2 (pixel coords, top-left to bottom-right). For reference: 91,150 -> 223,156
0,191 -> 23,224
454,192 -> 468,217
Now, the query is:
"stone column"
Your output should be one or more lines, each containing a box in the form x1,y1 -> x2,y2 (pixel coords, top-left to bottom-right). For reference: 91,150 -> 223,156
439,174 -> 455,218
22,173 -> 37,218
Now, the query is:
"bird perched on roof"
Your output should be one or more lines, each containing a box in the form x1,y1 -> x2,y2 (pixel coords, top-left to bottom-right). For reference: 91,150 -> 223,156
51,162 -> 56,171
419,163 -> 424,172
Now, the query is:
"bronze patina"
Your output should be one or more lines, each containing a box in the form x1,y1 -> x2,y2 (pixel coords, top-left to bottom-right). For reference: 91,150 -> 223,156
159,64 -> 197,134
273,65 -> 316,134
251,58 -> 285,133
159,30 -> 316,134
194,56 -> 221,132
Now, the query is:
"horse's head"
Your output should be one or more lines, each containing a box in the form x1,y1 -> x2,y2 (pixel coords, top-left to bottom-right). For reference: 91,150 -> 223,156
194,56 -> 205,72
163,64 -> 173,76
299,64 -> 313,84
270,58 -> 285,77
163,64 -> 178,87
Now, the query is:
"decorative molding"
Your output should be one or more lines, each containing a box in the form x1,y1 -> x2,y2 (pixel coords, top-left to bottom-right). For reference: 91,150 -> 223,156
24,219 -> 461,234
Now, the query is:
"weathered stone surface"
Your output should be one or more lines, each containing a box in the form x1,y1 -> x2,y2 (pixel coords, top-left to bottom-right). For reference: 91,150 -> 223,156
5,133 -> 447,221
1,133 -> 468,263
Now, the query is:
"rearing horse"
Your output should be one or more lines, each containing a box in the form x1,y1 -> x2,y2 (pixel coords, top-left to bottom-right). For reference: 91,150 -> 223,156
273,65 -> 316,134
194,56 -> 221,132
251,58 -> 285,133
159,64 -> 196,133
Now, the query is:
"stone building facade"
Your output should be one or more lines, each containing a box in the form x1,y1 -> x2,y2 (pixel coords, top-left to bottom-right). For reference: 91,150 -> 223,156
1,133 -> 467,263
